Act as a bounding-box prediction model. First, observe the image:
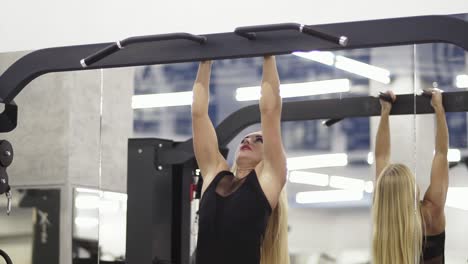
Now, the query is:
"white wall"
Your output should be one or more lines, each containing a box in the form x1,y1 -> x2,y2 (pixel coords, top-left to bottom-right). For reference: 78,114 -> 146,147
1,0 -> 468,52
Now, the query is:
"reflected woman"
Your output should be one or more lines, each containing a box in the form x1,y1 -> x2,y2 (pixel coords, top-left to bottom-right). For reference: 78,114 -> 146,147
191,57 -> 289,264
373,89 -> 448,264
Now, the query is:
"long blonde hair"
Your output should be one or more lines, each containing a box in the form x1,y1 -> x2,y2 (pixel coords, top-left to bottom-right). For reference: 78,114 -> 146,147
231,163 -> 290,264
372,163 -> 424,264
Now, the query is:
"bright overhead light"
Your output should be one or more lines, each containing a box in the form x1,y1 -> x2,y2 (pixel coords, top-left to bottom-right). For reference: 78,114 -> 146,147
74,217 -> 99,228
335,56 -> 391,84
235,79 -> 350,101
446,187 -> 468,210
364,181 -> 374,193
289,171 -> 329,186
287,153 -> 348,170
296,190 -> 364,204
292,51 -> 335,65
329,175 -> 365,191
448,149 -> 461,162
455,75 -> 468,88
433,149 -> 461,162
292,51 -> 391,84
132,91 -> 193,109
367,152 -> 374,165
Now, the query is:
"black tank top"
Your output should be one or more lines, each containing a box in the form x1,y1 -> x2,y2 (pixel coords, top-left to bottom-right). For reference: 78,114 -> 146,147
421,231 -> 445,263
196,170 -> 272,264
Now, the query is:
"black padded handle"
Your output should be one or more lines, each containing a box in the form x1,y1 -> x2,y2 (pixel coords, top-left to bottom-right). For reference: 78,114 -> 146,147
322,118 -> 344,127
81,33 -> 207,68
324,94 -> 393,127
234,22 -> 348,46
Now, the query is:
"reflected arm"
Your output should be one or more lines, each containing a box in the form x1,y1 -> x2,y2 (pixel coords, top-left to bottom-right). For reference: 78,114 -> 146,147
424,104 -> 449,210
375,106 -> 391,179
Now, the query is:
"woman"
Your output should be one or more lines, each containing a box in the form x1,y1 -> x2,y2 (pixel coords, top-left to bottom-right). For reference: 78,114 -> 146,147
191,57 -> 289,264
373,89 -> 448,264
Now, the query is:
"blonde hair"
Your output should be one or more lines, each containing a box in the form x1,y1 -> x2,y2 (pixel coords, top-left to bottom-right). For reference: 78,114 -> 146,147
231,163 -> 290,264
372,163 -> 424,264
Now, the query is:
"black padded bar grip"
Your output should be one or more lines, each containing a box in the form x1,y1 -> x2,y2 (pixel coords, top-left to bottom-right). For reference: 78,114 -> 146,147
234,23 -> 348,46
302,25 -> 348,46
323,118 -> 344,127
81,43 -> 120,68
121,33 -> 207,46
81,33 -> 207,68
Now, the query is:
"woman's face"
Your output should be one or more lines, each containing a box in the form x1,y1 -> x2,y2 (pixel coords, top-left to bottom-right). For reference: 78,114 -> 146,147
236,132 -> 264,165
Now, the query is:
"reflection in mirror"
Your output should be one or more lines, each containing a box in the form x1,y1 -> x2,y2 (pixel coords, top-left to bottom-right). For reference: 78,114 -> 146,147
124,45 -> 417,263
415,42 -> 468,263
0,188 -> 60,264
72,188 -> 127,264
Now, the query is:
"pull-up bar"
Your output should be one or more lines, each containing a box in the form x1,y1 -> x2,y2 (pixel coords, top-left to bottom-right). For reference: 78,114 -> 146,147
234,23 -> 349,46
157,91 -> 468,165
0,15 -> 468,133
80,33 -> 208,68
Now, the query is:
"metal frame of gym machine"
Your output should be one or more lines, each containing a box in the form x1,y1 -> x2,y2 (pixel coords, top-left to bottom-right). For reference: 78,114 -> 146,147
1,15 -> 468,264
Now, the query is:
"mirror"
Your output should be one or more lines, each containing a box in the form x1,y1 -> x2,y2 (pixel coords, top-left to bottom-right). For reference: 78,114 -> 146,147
97,44 -> 418,263
0,50 -> 104,264
0,188 -> 60,264
415,42 -> 468,263
2,14 -> 468,264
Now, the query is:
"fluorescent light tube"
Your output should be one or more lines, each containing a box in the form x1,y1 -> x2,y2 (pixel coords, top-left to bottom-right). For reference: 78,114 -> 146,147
329,175 -> 365,191
296,190 -> 364,204
335,56 -> 391,84
292,51 -> 391,84
364,181 -> 374,193
132,91 -> 193,109
455,75 -> 468,88
292,51 -> 335,65
367,152 -> 374,165
448,149 -> 461,162
287,153 -> 348,170
236,79 -> 350,101
289,171 -> 329,186
433,149 -> 461,162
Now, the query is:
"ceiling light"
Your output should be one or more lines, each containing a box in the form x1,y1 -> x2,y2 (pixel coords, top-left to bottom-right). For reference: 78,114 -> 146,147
448,149 -> 461,162
335,56 -> 391,84
289,171 -> 329,186
329,175 -> 365,191
235,79 -> 350,101
455,75 -> 468,88
292,51 -> 335,65
287,153 -> 348,170
296,190 -> 364,204
364,181 -> 374,193
367,152 -> 374,165
132,91 -> 193,109
292,51 -> 391,84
